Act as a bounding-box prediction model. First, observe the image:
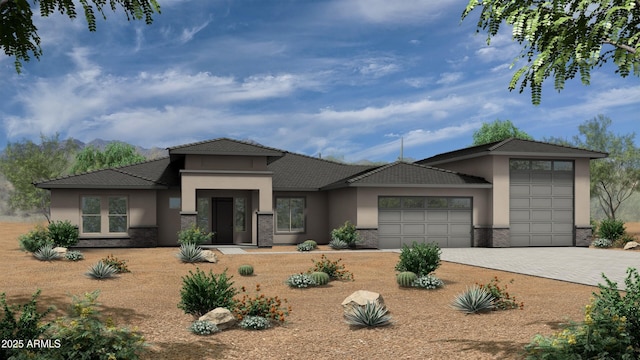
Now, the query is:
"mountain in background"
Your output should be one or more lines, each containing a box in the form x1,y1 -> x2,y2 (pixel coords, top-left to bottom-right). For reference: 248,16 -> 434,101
75,138 -> 168,159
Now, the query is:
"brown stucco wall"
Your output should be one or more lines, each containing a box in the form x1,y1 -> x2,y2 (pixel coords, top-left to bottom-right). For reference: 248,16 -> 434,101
272,191 -> 329,245
156,189 -> 182,246
184,155 -> 268,171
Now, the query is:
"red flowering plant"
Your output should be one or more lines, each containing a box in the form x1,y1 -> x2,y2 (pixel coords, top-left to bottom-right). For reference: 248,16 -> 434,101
233,284 -> 291,324
477,276 -> 524,310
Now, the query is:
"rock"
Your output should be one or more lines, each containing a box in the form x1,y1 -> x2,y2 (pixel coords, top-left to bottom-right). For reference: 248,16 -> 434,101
53,247 -> 67,255
341,290 -> 384,310
624,241 -> 640,250
198,308 -> 236,330
201,250 -> 218,263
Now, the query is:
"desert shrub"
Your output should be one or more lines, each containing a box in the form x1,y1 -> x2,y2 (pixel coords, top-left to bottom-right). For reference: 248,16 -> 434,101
189,320 -> 219,335
47,220 -> 79,248
65,250 -> 84,261
33,244 -> 61,261
101,254 -> 130,273
451,286 -> 495,314
524,267 -> 640,359
597,219 -> 625,242
286,273 -> 317,288
413,274 -> 445,289
592,238 -> 613,248
239,315 -> 271,330
18,225 -> 53,253
344,301 -> 392,328
330,221 -> 360,247
178,225 -> 213,245
303,239 -> 317,248
309,254 -> 354,281
0,290 -> 54,360
328,238 -> 349,249
309,271 -> 330,286
477,276 -> 524,310
614,233 -> 637,248
296,242 -> 315,252
238,264 -> 254,276
395,242 -> 441,276
43,290 -> 147,360
86,261 -> 118,279
396,271 -> 417,287
179,268 -> 237,318
177,243 -> 206,263
234,284 -> 291,324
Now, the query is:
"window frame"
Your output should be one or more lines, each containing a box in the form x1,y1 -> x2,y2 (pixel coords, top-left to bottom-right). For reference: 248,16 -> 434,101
80,195 -> 129,236
275,197 -> 306,234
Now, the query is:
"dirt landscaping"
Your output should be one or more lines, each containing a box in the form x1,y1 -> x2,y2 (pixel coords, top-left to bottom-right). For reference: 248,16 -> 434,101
2,222 -> 637,359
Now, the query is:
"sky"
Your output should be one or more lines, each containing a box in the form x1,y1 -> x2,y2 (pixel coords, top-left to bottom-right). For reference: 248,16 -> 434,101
1,0 -> 639,163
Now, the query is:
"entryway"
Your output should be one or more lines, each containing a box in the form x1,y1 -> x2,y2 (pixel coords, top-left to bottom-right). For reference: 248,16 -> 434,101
212,197 -> 234,244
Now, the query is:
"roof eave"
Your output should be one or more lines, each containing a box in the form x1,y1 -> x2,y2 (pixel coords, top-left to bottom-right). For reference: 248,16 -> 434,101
36,184 -> 169,190
328,183 -> 492,189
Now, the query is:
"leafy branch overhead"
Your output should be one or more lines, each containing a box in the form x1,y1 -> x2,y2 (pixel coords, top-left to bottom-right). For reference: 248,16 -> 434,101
462,0 -> 640,105
0,0 -> 161,72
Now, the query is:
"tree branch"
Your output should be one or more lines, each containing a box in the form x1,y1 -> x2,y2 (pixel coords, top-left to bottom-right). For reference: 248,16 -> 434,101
603,38 -> 637,54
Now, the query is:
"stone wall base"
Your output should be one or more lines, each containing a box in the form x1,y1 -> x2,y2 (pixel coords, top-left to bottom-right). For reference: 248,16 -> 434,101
575,226 -> 593,247
356,228 -> 378,249
473,227 -> 491,247
76,226 -> 158,248
489,228 -> 511,247
257,212 -> 273,248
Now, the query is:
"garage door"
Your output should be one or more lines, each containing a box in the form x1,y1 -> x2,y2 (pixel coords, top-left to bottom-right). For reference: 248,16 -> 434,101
509,159 -> 574,246
378,196 -> 472,249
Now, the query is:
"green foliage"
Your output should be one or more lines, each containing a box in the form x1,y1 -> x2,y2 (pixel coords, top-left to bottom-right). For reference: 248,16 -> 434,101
71,142 -> 147,174
2,0 -> 161,73
395,242 -> 441,276
234,284 -> 291,324
286,273 -> 317,288
477,277 -> 524,310
328,238 -> 349,249
178,225 -> 214,245
178,268 -> 237,318
614,233 -> 637,248
238,264 -> 254,276
451,286 -> 495,314
0,134 -> 78,220
303,239 -> 317,248
413,274 -> 445,290
33,244 -> 61,261
524,268 -> 640,359
309,254 -> 354,281
18,224 -> 53,253
85,261 -> 118,279
47,220 -> 79,247
101,254 -> 130,273
309,271 -> 330,286
344,301 -> 393,328
189,320 -> 219,335
239,315 -> 271,330
396,271 -> 418,288
0,290 -> 54,360
462,1 -> 640,105
598,218 -> 626,241
472,119 -> 533,145
592,238 -> 613,248
176,243 -> 206,263
330,221 -> 360,247
64,250 -> 84,261
296,242 -> 315,252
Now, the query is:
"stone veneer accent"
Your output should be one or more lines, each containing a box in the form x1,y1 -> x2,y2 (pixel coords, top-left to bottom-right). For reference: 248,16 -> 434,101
76,226 -> 158,248
473,227 -> 491,247
257,212 -> 274,247
180,211 -> 197,230
489,227 -> 510,247
356,228 -> 378,249
575,226 -> 593,247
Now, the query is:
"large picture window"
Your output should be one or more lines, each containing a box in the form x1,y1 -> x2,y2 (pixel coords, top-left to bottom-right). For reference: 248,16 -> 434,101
80,196 -> 128,234
276,197 -> 305,233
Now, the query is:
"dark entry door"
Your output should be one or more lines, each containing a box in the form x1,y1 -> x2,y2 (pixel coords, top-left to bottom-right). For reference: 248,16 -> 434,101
212,197 -> 234,244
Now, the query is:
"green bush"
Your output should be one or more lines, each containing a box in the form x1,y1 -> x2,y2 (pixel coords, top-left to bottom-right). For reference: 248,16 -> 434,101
413,274 -> 445,289
451,286 -> 495,314
176,243 -> 206,263
286,273 -> 317,288
33,244 -> 61,261
296,242 -> 315,252
328,238 -> 349,249
18,225 -> 53,253
101,254 -> 130,273
178,225 -> 214,245
330,221 -> 360,247
592,238 -> 613,248
614,233 -> 637,248
178,268 -> 237,318
597,218 -> 626,241
395,242 -> 441,276
65,250 -> 84,261
47,220 -> 79,248
239,315 -> 271,330
189,320 -> 219,335
303,239 -> 317,248
309,254 -> 354,281
344,301 -> 392,327
85,261 -> 118,279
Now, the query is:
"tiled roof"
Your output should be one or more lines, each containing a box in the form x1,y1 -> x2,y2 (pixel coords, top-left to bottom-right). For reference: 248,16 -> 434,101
168,138 -> 283,157
417,138 -> 607,165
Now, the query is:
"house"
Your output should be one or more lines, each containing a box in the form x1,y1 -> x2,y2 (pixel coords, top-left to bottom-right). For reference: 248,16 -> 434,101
36,137 -> 606,248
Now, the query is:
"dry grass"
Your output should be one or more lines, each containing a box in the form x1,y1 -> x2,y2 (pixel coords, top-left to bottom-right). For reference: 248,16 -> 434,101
2,222 -> 632,359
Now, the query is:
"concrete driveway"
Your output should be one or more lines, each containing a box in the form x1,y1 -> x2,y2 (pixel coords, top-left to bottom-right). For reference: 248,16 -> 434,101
440,247 -> 639,287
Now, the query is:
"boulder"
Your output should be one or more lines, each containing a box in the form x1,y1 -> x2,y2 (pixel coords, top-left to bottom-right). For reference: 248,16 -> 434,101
198,308 -> 236,330
341,290 -> 384,310
624,241 -> 640,250
53,247 -> 67,256
201,250 -> 218,263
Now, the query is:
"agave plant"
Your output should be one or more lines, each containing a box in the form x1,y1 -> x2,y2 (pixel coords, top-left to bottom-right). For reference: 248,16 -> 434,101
86,261 -> 118,279
344,301 -> 393,327
177,243 -> 206,263
451,285 -> 495,314
328,239 -> 349,250
33,244 -> 61,261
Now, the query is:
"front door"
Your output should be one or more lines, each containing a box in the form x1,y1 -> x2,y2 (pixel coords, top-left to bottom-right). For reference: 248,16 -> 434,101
212,197 -> 234,244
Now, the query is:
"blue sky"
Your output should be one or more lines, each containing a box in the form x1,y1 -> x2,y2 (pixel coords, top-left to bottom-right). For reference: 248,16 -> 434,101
1,0 -> 639,163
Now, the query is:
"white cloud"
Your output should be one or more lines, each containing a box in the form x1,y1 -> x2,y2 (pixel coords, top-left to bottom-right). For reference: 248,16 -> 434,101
180,20 -> 211,43
436,72 -> 463,85
328,0 -> 460,24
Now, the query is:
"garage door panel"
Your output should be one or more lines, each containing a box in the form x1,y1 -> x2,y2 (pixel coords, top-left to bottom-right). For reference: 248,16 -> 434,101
379,224 -> 401,235
554,186 -> 573,195
449,237 -> 471,247
510,210 -> 530,220
510,235 -> 530,247
553,223 -> 573,232
404,224 -> 426,235
531,235 -> 552,246
511,223 -> 530,232
511,185 -> 530,195
427,211 -> 448,221
402,237 -> 425,247
403,211 -> 425,221
427,224 -> 448,234
531,223 -> 552,232
450,211 -> 471,222
532,185 -> 552,195
511,198 -> 530,208
379,237 -> 401,249
531,198 -> 552,208
450,224 -> 471,234
429,237 -> 449,248
554,210 -> 573,221
379,211 -> 401,221
552,198 -> 573,208
554,173 -> 574,183
553,235 -> 573,246
510,173 -> 530,183
532,210 -> 552,220
531,173 -> 552,182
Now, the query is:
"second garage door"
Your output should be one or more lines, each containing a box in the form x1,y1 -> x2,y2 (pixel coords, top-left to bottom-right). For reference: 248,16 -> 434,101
378,196 -> 472,249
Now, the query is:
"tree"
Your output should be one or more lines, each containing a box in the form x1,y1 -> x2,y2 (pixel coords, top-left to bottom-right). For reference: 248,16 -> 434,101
71,141 -> 146,174
0,134 -> 78,221
548,115 -> 640,220
462,0 -> 640,105
0,0 -> 161,73
472,119 -> 533,145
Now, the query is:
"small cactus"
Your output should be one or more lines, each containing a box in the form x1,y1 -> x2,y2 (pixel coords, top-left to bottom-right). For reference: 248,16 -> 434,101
238,264 -> 254,276
303,239 -> 317,249
309,271 -> 330,286
396,271 -> 417,287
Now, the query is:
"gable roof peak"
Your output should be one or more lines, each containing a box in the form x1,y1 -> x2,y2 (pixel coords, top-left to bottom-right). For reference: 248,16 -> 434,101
168,137 -> 284,156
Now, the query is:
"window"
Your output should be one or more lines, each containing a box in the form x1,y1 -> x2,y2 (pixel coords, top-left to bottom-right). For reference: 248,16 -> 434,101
554,161 -> 573,171
235,198 -> 246,232
80,196 -> 128,234
196,198 -> 209,230
81,196 -> 101,233
402,197 -> 425,209
276,197 -> 305,233
169,197 -> 181,209
108,197 -> 127,233
378,197 -> 401,209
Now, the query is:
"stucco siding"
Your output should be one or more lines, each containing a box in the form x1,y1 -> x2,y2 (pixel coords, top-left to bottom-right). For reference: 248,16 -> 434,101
156,189 -> 182,246
272,191 -> 329,245
327,188 -> 358,230
574,158 -> 591,227
181,172 -> 272,212
184,155 -> 268,171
